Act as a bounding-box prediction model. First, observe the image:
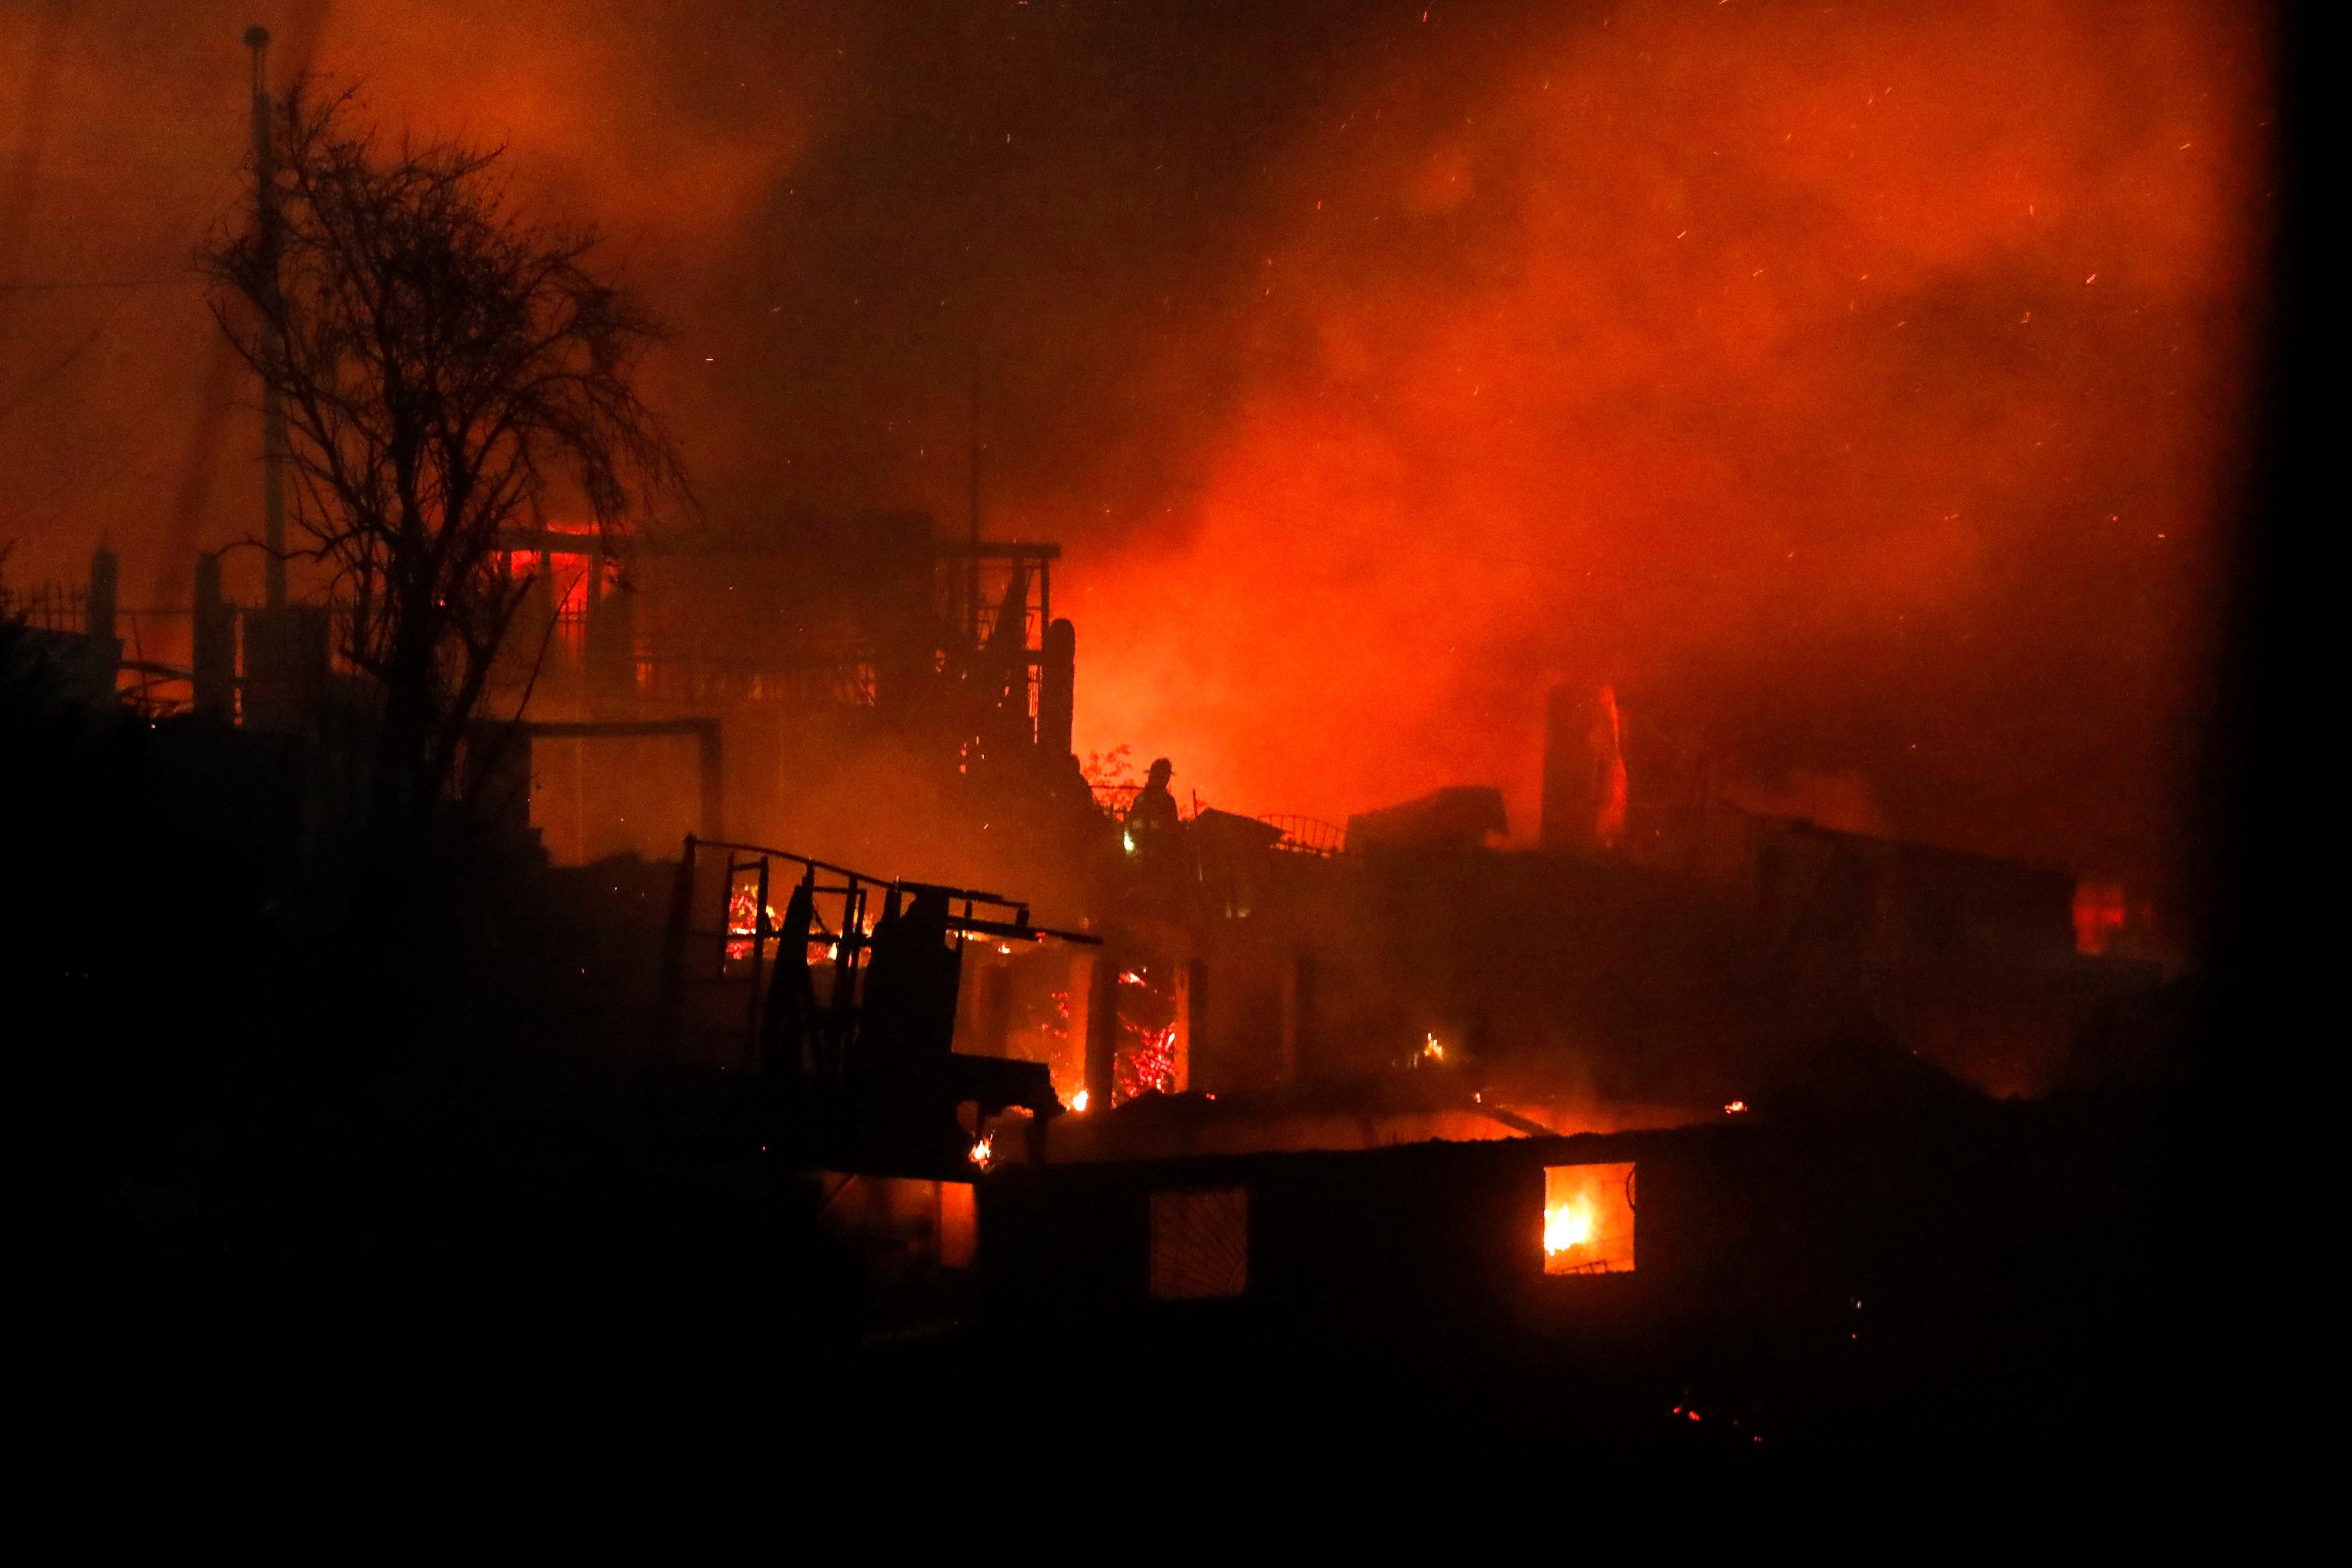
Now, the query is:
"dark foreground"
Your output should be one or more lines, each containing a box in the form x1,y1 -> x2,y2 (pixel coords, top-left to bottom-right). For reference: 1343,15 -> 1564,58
70,1042 -> 2227,1491
11,687 -> 2240,1497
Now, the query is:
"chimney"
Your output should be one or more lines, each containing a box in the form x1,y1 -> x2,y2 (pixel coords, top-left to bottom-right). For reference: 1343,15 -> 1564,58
1541,683 -> 1629,851
1278,954 -> 1314,1086
1083,949 -> 1118,1110
192,552 -> 235,721
87,546 -> 117,646
82,546 -> 122,706
1039,616 -> 1075,757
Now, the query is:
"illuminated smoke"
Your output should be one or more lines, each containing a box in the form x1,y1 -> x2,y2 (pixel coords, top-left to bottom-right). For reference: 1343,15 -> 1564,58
1065,0 -> 2267,901
0,1 -> 2268,901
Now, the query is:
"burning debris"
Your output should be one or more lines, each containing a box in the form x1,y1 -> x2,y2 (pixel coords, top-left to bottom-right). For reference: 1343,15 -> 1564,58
666,833 -> 1099,1175
4,5 -> 2256,1473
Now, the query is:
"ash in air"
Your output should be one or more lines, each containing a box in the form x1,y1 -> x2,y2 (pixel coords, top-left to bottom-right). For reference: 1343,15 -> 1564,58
1,1 -> 2280,1479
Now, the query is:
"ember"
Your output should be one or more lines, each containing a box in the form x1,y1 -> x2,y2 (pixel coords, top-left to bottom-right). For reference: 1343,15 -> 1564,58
0,0 -> 2256,1475
1115,1022 -> 1180,1104
723,880 -> 773,964
1107,963 -> 1181,1104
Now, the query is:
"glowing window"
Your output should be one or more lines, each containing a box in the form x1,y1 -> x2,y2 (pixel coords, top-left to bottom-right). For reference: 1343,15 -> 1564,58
1150,1188 -> 1248,1300
938,1181 -> 978,1270
813,1173 -> 978,1269
1544,1162 -> 1636,1275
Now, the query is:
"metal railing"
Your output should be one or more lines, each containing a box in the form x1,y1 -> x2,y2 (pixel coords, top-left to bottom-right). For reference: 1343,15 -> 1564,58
0,581 -> 88,632
1254,813 -> 1351,857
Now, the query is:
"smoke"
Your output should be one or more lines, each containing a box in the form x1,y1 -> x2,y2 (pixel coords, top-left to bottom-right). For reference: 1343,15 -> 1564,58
0,0 -> 2269,901
0,0 -> 816,608
1065,0 -> 2269,901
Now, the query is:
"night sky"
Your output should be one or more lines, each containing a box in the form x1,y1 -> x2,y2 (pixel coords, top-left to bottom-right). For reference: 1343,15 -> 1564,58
0,1 -> 2272,907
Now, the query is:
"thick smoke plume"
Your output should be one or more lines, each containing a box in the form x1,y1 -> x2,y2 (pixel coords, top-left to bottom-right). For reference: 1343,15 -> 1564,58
1,1 -> 2268,905
1066,0 -> 2268,904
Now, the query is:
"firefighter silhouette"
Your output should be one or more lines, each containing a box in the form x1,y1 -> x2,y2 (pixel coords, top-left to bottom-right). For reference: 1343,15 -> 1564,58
1125,756 -> 1181,856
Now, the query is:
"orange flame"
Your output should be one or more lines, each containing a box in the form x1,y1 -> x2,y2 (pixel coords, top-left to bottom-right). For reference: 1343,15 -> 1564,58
1544,1196 -> 1596,1256
724,881 -> 775,963
1543,1162 -> 1637,1275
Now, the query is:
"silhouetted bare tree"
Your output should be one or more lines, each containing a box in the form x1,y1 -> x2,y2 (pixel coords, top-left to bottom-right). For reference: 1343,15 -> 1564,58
202,81 -> 682,836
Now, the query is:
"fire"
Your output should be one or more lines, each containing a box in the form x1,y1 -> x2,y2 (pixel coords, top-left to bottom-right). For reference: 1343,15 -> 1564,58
1543,1162 -> 1637,1275
968,1134 -> 994,1169
1724,1099 -> 1749,1114
2073,880 -> 2129,955
1114,1020 -> 1179,1103
1067,1088 -> 1090,1114
724,881 -> 776,963
1062,3 -> 2256,884
1544,1197 -> 1595,1256
1421,1032 -> 1446,1064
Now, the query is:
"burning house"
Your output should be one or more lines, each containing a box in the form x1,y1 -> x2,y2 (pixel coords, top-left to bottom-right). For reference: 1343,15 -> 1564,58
9,4 -> 2269,1471
19,516 -> 2170,1144
485,509 -> 1080,873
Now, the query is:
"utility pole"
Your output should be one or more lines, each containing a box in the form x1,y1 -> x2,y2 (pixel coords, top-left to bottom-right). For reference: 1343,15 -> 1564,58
246,25 -> 288,610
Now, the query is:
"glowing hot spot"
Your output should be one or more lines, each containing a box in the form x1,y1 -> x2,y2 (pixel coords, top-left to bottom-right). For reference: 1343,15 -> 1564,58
1542,1162 -> 1637,1275
1544,1198 -> 1594,1255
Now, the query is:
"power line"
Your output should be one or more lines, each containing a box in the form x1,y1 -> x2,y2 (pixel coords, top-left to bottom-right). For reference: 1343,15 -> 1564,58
0,276 -> 189,292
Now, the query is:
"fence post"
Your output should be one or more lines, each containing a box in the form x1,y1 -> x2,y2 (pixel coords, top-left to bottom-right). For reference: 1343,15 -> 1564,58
660,833 -> 697,1061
